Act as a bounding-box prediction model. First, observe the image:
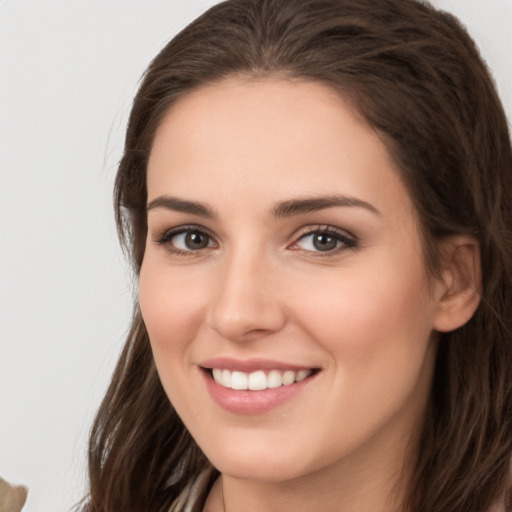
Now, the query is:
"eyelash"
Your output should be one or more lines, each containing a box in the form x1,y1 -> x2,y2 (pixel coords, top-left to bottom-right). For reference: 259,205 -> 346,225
155,225 -> 217,257
154,224 -> 358,257
291,226 -> 358,257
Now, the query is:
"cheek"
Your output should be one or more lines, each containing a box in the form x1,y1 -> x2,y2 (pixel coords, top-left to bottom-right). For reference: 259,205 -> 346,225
138,259 -> 205,358
288,262 -> 436,447
138,259 -> 211,420
292,259 -> 435,368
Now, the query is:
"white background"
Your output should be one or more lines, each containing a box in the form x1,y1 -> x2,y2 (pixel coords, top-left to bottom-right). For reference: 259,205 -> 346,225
0,1 -> 510,511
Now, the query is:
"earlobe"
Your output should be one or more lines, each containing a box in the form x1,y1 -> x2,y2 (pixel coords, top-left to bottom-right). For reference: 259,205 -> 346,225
433,236 -> 482,333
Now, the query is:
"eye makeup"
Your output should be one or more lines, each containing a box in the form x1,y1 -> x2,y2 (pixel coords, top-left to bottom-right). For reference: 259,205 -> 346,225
153,222 -> 358,259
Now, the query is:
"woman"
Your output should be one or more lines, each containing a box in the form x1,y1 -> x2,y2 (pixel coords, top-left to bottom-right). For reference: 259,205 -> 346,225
82,0 -> 512,511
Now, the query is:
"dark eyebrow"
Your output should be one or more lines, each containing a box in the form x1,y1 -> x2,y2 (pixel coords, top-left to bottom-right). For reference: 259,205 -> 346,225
146,194 -> 378,219
146,196 -> 215,218
272,194 -> 380,218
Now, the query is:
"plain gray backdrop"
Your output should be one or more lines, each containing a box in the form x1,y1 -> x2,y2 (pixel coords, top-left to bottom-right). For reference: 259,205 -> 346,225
1,1 -> 511,511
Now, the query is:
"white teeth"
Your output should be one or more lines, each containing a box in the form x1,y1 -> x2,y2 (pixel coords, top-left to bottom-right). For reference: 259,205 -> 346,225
296,369 -> 310,382
282,370 -> 295,386
231,371 -> 248,390
222,369 -> 231,388
267,369 -> 283,388
211,368 -> 313,390
212,368 -> 223,383
248,370 -> 267,391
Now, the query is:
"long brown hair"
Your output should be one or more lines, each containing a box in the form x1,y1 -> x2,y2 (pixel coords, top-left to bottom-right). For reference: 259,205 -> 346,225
82,1 -> 512,511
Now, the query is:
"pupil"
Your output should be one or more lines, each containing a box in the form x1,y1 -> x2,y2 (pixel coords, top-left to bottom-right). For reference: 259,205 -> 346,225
185,232 -> 208,249
313,234 -> 337,251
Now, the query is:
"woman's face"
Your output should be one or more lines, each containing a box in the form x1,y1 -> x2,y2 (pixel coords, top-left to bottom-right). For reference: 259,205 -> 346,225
140,79 -> 441,485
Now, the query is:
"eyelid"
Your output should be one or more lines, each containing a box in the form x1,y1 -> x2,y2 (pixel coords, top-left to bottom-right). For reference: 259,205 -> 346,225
288,225 -> 358,254
152,223 -> 357,257
154,224 -> 217,254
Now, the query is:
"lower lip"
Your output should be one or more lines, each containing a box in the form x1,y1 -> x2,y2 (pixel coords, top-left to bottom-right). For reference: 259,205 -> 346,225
202,370 -> 316,414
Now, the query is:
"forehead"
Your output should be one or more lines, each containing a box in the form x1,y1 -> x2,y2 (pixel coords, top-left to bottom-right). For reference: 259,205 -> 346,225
147,78 -> 415,221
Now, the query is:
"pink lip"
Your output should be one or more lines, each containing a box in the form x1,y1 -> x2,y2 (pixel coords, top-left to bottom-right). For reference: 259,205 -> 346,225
199,358 -> 319,415
200,357 -> 313,373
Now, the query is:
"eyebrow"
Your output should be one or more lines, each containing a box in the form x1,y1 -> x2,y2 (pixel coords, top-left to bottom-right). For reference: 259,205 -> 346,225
146,196 -> 215,218
271,194 -> 380,218
146,194 -> 379,218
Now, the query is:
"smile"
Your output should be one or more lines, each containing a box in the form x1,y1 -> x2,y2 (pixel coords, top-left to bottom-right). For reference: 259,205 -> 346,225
212,368 -> 313,391
200,361 -> 320,414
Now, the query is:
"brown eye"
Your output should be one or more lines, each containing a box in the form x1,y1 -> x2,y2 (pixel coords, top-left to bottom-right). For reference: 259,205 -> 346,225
183,231 -> 210,250
294,228 -> 357,254
157,228 -> 215,253
311,233 -> 338,251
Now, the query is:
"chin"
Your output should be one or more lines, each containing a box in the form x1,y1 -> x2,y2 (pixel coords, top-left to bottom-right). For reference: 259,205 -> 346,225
200,437 -> 328,484
212,458 -> 308,483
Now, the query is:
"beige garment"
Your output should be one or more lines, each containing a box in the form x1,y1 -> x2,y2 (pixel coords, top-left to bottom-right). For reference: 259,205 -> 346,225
169,467 -> 214,512
169,469 -> 511,512
0,477 -> 27,512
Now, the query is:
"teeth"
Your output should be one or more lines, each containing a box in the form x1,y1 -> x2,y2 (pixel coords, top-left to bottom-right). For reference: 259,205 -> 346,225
267,369 -> 283,388
231,371 -> 248,390
282,370 -> 295,386
248,370 -> 267,391
211,368 -> 313,390
296,369 -> 310,382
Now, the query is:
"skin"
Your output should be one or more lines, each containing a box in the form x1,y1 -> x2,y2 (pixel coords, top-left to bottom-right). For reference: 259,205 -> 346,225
139,78 -> 452,512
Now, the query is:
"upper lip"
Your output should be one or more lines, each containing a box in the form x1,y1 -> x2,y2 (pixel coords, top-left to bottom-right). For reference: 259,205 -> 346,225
199,357 -> 318,373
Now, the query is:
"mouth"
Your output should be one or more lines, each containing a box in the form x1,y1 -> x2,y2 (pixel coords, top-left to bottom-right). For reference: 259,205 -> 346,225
199,358 -> 321,414
207,367 -> 316,391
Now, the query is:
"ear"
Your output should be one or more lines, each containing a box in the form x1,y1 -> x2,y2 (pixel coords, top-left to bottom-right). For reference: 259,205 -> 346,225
433,236 -> 482,333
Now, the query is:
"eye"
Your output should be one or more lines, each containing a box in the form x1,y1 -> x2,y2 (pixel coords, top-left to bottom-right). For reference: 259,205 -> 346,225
172,231 -> 212,250
292,227 -> 357,254
156,227 -> 216,254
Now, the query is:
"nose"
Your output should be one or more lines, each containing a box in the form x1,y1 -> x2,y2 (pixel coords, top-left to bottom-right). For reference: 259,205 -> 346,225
206,250 -> 286,342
